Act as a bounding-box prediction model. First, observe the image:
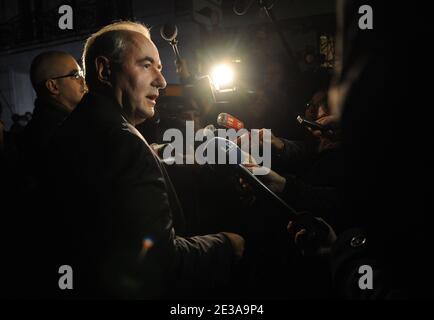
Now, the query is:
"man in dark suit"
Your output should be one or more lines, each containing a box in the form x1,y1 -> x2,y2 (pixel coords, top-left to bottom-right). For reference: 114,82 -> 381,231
0,51 -> 88,298
19,51 -> 87,180
45,21 -> 244,299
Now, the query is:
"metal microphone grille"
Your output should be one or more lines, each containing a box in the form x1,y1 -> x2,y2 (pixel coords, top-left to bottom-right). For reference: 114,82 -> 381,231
160,23 -> 178,41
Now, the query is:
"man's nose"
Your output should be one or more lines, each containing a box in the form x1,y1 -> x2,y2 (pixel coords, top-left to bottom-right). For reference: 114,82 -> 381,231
153,71 -> 167,90
80,77 -> 88,93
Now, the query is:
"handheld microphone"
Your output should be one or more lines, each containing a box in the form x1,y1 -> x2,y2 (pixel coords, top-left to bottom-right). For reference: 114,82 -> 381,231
203,136 -> 298,218
202,136 -> 331,243
217,113 -> 245,130
160,23 -> 178,42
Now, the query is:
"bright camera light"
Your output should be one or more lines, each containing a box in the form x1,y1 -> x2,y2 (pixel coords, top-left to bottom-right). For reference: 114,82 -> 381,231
210,64 -> 234,91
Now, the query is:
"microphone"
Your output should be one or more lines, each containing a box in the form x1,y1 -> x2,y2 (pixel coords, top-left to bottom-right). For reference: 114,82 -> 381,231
160,23 -> 178,42
160,23 -> 181,62
203,136 -> 298,218
233,0 -> 255,16
202,136 -> 331,242
217,113 -> 245,130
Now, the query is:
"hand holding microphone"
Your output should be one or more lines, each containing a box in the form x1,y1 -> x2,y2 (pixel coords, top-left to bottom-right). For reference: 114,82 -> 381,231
240,163 -> 337,257
213,114 -> 335,255
217,113 -> 257,157
217,113 -> 285,155
205,119 -> 334,253
217,140 -> 334,255
287,212 -> 337,257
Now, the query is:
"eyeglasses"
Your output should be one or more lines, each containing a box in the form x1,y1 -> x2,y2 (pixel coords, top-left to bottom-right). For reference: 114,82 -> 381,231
51,70 -> 84,80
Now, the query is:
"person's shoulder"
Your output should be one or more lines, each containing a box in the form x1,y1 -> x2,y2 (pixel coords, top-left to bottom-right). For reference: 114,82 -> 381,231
100,125 -> 161,181
53,94 -> 121,138
107,123 -> 147,146
104,122 -> 155,162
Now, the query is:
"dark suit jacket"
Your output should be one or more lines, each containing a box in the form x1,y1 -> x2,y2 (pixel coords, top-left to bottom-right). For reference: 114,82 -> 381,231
18,98 -> 70,189
21,97 -> 70,157
0,98 -> 70,298
45,92 -> 235,299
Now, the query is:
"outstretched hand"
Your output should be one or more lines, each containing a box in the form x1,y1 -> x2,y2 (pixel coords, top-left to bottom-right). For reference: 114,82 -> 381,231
287,212 -> 337,256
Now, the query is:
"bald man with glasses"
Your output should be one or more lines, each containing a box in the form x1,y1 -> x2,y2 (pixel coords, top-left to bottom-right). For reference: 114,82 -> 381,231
20,51 -> 87,182
1,51 -> 88,298
30,51 -> 87,112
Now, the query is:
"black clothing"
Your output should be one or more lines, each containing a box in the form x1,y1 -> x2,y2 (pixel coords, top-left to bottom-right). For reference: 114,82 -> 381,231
19,98 -> 70,186
43,92 -> 236,298
328,0 -> 433,298
276,139 -> 344,230
21,98 -> 70,157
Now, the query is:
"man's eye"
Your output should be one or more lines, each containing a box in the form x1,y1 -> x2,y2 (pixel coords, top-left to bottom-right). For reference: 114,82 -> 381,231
143,64 -> 151,69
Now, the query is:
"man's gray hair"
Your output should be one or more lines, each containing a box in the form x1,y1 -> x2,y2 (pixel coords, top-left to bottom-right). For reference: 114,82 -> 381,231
82,21 -> 151,89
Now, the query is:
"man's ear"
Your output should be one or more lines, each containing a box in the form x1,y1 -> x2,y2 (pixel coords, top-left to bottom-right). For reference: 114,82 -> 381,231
45,79 -> 59,95
95,56 -> 112,86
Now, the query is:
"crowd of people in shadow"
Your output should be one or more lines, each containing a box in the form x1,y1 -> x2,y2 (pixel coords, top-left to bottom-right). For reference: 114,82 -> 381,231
0,0 -> 430,299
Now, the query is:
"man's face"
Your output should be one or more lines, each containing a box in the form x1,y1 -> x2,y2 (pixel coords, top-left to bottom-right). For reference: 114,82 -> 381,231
55,56 -> 87,111
113,32 -> 167,125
